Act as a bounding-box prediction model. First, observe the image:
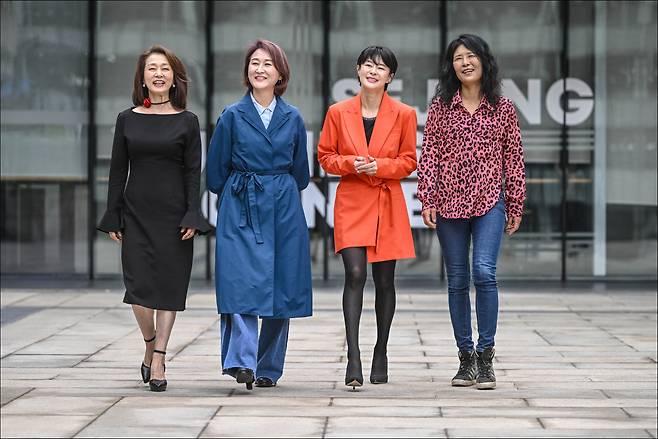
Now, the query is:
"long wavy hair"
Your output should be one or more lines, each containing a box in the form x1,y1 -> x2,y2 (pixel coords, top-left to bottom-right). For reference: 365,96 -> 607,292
433,34 -> 501,107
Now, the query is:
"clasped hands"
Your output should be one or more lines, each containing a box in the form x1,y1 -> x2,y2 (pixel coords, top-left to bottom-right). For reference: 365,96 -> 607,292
354,155 -> 378,176
109,227 -> 196,243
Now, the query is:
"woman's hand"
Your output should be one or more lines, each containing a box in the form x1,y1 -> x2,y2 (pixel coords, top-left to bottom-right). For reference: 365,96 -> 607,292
505,217 -> 522,235
355,155 -> 378,176
180,227 -> 196,240
109,231 -> 122,243
421,208 -> 437,229
354,156 -> 367,173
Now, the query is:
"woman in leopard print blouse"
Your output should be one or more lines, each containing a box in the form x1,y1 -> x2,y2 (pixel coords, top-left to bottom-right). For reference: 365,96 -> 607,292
417,34 -> 526,390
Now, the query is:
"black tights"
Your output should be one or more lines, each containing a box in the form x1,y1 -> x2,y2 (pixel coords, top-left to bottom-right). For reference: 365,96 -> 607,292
340,247 -> 396,360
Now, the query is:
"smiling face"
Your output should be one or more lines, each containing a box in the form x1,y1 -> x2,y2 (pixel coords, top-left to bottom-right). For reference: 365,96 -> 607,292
143,53 -> 173,97
247,48 -> 281,93
357,56 -> 393,92
452,44 -> 482,86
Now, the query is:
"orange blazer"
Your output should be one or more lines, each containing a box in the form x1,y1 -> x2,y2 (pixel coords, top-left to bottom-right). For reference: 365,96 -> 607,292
318,92 -> 417,262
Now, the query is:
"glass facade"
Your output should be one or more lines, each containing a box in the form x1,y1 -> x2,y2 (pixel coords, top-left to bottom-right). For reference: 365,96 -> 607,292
1,1 -> 89,274
1,0 -> 656,281
601,1 -> 657,276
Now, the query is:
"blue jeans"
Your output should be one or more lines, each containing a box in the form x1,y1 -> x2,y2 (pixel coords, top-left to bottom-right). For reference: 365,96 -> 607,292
436,196 -> 506,353
220,314 -> 289,382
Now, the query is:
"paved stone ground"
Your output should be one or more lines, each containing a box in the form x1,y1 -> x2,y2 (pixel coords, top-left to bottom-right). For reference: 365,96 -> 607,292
1,283 -> 656,438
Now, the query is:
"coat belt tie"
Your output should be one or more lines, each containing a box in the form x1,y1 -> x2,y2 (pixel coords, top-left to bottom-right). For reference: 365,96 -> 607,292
231,169 -> 290,244
375,181 -> 394,253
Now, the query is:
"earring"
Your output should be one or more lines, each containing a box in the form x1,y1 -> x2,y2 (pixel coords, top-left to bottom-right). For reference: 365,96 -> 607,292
172,83 -> 176,88
276,79 -> 282,85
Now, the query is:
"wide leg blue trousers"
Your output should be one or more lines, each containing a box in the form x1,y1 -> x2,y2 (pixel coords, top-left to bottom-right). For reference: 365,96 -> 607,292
220,313 -> 289,382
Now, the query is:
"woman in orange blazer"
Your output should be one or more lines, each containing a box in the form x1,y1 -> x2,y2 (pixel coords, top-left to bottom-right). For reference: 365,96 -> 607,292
318,46 -> 417,389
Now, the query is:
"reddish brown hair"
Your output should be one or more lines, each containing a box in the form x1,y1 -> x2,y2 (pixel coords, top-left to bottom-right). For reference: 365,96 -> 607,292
242,39 -> 290,96
132,45 -> 188,109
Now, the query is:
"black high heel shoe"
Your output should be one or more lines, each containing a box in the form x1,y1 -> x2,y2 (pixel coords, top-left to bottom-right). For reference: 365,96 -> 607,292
235,368 -> 255,390
149,350 -> 167,392
370,350 -> 388,384
140,334 -> 156,383
255,377 -> 276,388
345,357 -> 363,390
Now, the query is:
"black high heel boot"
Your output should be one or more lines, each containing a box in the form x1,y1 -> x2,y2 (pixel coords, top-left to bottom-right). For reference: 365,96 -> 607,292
345,356 -> 363,390
370,349 -> 388,384
149,350 -> 167,392
140,334 -> 156,383
235,368 -> 255,390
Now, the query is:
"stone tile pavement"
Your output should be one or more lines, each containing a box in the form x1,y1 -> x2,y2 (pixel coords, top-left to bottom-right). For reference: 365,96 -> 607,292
1,282 -> 656,438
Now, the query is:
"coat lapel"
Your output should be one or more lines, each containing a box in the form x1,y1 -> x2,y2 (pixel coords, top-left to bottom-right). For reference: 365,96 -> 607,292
368,92 -> 400,157
343,95 -> 369,158
236,93 -> 271,144
267,96 -> 291,136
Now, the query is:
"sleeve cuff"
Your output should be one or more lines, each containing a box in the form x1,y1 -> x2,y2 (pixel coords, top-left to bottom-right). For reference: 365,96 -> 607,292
421,201 -> 438,211
97,209 -> 123,233
505,201 -> 524,219
180,209 -> 214,235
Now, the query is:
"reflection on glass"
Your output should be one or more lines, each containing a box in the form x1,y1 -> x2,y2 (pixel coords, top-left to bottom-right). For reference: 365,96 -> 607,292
604,1 -> 657,276
1,1 -> 89,273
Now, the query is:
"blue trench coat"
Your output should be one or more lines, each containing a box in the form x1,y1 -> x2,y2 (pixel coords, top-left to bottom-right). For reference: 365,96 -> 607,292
207,94 -> 312,319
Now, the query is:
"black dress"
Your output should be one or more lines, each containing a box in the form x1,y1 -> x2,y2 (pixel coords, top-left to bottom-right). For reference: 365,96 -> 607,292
98,109 -> 212,311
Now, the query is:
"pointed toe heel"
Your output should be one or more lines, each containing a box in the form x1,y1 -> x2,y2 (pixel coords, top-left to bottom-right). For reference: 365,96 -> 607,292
345,378 -> 363,390
345,357 -> 363,390
255,377 -> 276,388
235,368 -> 255,390
369,351 -> 389,385
149,379 -> 167,392
140,362 -> 151,383
140,334 -> 156,383
148,349 -> 168,392
369,375 -> 388,384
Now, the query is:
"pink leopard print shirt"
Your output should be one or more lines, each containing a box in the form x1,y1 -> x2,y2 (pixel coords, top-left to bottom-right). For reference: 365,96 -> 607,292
417,90 -> 526,219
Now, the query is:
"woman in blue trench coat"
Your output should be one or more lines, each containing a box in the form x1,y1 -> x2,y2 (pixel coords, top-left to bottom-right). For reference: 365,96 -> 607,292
207,39 -> 312,390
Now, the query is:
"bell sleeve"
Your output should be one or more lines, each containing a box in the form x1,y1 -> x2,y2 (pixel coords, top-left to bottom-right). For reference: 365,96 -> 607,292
97,112 -> 128,233
179,114 -> 213,234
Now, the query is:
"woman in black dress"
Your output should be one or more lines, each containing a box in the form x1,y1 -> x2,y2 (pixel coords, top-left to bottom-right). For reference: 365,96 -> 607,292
98,45 -> 211,392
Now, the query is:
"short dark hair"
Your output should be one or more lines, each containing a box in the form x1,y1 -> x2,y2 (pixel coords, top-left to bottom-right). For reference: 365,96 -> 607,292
356,46 -> 398,91
433,34 -> 501,107
242,39 -> 290,96
132,45 -> 188,110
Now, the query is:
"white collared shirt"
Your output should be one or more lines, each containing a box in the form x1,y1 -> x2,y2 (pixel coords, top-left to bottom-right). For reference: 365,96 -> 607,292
250,93 -> 277,129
